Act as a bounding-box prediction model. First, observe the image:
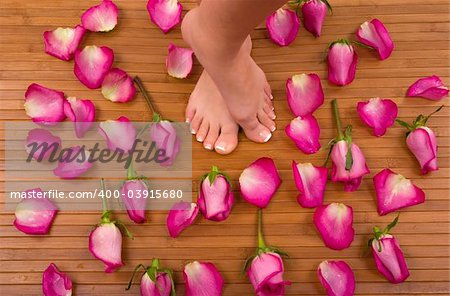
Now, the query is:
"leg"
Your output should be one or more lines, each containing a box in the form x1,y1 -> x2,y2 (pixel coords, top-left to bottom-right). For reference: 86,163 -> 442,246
182,0 -> 284,143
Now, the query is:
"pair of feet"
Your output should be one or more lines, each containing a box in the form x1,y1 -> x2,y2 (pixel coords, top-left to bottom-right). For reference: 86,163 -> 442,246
182,9 -> 277,155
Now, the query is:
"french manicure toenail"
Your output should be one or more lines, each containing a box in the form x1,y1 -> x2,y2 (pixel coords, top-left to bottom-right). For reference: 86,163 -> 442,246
270,94 -> 274,100
215,145 -> 226,152
185,118 -> 190,123
261,132 -> 272,143
271,126 -> 276,132
272,114 -> 276,119
197,137 -> 204,142
204,144 -> 213,150
191,129 -> 196,135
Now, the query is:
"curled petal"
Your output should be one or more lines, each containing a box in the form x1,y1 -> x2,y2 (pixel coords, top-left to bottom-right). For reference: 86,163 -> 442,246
239,157 -> 282,208
285,114 -> 321,154
317,260 -> 355,296
14,188 -> 58,235
43,25 -> 86,61
292,161 -> 327,208
166,202 -> 199,238
286,73 -> 324,117
327,41 -> 358,86
406,75 -> 449,100
183,261 -> 224,296
25,129 -> 61,161
147,0 -> 183,33
81,0 -> 119,32
356,18 -> 394,60
89,222 -> 124,273
74,45 -> 114,89
149,121 -> 181,167
24,83 -> 66,125
371,235 -> 410,284
166,44 -> 194,79
266,8 -> 300,46
53,146 -> 93,179
42,263 -> 73,296
406,127 -> 438,174
120,180 -> 148,223
356,98 -> 398,137
313,203 -> 355,250
373,168 -> 425,216
198,175 -> 234,222
64,97 -> 96,138
101,68 -> 136,103
98,116 -> 137,153
141,272 -> 172,296
302,0 -> 327,37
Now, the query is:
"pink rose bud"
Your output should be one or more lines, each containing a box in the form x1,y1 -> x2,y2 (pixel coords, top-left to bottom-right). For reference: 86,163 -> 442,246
166,202 -> 199,238
81,0 -> 119,32
327,39 -> 358,86
266,8 -> 300,46
317,260 -> 355,296
147,0 -> 183,33
101,68 -> 137,103
198,166 -> 234,222
369,216 -> 410,284
239,157 -> 282,208
292,161 -> 328,208
396,106 -> 442,174
285,114 -> 321,154
302,0 -> 331,37
98,116 -> 137,153
149,118 -> 181,167
74,45 -> 114,89
406,75 -> 449,101
356,18 -> 394,60
25,129 -> 61,161
286,73 -> 324,117
314,203 -> 354,250
14,188 -> 58,235
166,44 -> 194,79
120,179 -> 148,224
183,261 -> 224,296
374,168 -> 425,216
24,83 -> 66,125
42,263 -> 73,296
357,98 -> 398,137
89,222 -> 125,273
126,259 -> 175,296
43,25 -> 86,61
64,97 -> 96,138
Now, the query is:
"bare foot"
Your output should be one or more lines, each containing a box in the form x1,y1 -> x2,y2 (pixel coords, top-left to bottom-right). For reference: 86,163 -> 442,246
182,8 -> 276,143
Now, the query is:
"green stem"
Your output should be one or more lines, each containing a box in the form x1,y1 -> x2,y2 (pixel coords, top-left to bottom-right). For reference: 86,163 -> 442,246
133,76 -> 159,115
127,161 -> 136,180
257,209 -> 266,249
100,179 -> 110,223
151,258 -> 160,269
332,99 -> 344,139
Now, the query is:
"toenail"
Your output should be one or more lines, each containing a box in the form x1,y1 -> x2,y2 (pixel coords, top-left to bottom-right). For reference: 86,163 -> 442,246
215,144 -> 226,152
185,118 -> 190,123
196,136 -> 204,142
271,114 -> 276,120
271,126 -> 276,132
260,131 -> 272,143
270,94 -> 274,100
191,129 -> 196,135
204,143 -> 213,150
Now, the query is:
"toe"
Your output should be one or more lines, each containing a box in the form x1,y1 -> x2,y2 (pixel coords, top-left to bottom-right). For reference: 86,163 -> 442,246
203,123 -> 220,151
190,113 -> 202,135
185,100 -> 196,123
215,124 -> 239,155
258,109 -> 276,132
263,103 -> 276,120
264,82 -> 273,100
239,117 -> 272,143
196,120 -> 209,143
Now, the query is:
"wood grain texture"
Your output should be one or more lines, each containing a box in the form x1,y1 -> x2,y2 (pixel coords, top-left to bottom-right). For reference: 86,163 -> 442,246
0,0 -> 449,295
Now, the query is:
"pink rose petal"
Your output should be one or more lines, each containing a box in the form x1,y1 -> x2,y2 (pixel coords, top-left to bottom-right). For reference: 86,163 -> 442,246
101,68 -> 136,103
198,175 -> 234,222
141,271 -> 172,296
183,261 -> 224,296
42,263 -> 73,296
98,116 -> 137,153
64,97 -> 96,138
81,0 -> 119,32
292,161 -> 327,208
406,126 -> 438,175
149,120 -> 181,167
406,75 -> 449,100
327,40 -> 358,86
89,222 -> 124,273
43,25 -> 86,61
357,98 -> 398,137
302,0 -> 328,37
166,43 -> 194,79
24,83 -> 66,125
285,114 -> 321,154
356,18 -> 394,60
120,179 -> 148,224
286,73 -> 324,117
25,129 -> 61,161
53,146 -> 93,179
317,260 -> 355,296
74,45 -> 114,89
147,0 -> 183,33
266,8 -> 300,46
166,202 -> 199,238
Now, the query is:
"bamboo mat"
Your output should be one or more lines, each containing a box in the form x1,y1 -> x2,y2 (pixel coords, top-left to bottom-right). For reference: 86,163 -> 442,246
0,0 -> 449,295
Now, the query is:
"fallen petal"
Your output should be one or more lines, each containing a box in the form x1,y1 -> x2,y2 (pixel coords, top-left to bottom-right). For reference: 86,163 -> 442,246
147,0 -> 183,33
120,179 -> 148,223
64,97 -> 96,138
166,44 -> 194,79
43,25 -> 86,61
166,202 -> 199,238
292,161 -> 328,208
98,116 -> 137,153
89,222 -> 124,273
285,114 -> 321,154
81,0 -> 119,32
198,174 -> 234,222
42,263 -> 73,296
239,157 -> 282,208
327,40 -> 358,86
317,260 -> 355,296
101,68 -> 136,103
149,121 -> 181,167
53,146 -> 93,179
266,8 -> 300,46
74,45 -> 114,89
286,73 -> 324,117
356,18 -> 394,60
25,129 -> 61,161
406,75 -> 449,100
183,261 -> 224,296
24,83 -> 66,125
356,98 -> 398,137
406,126 -> 438,174
302,0 -> 328,37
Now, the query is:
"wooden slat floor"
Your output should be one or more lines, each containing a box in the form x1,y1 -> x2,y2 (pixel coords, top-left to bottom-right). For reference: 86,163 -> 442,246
0,0 -> 449,295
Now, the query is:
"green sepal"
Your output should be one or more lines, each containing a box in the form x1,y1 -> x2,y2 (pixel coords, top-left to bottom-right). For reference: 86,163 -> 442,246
113,219 -> 134,239
199,166 -> 232,186
352,40 -> 375,50
329,38 -> 350,48
322,0 -> 333,13
152,113 -> 162,122
368,214 -> 400,253
126,264 -> 147,290
397,105 -> 443,134
344,125 -> 353,171
322,138 -> 337,167
242,255 -> 256,273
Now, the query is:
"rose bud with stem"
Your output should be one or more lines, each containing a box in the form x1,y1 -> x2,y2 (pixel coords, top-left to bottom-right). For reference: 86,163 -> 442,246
126,258 -> 175,296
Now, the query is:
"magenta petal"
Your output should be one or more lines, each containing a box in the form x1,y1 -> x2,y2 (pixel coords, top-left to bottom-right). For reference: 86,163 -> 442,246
166,202 -> 199,238
53,146 -> 93,179
327,41 -> 358,86
25,129 -> 61,161
266,8 -> 300,46
24,83 -> 66,125
101,68 -> 136,103
356,18 -> 394,60
313,203 -> 354,250
406,127 -> 438,174
357,98 -> 398,137
42,263 -> 73,296
286,73 -> 324,117
74,45 -> 114,89
149,121 -> 181,167
120,180 -> 148,223
371,235 -> 410,284
89,222 -> 124,273
81,0 -> 119,32
302,0 -> 327,37
98,116 -> 137,153
141,272 -> 172,296
14,188 -> 58,235
285,114 -> 321,154
239,157 -> 282,208
166,43 -> 194,79
317,260 -> 355,296
373,168 -> 425,216
292,161 -> 327,208
406,75 -> 449,100
147,0 -> 182,33
183,261 -> 224,296
198,175 -> 234,222
43,25 -> 86,61
64,97 -> 96,138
